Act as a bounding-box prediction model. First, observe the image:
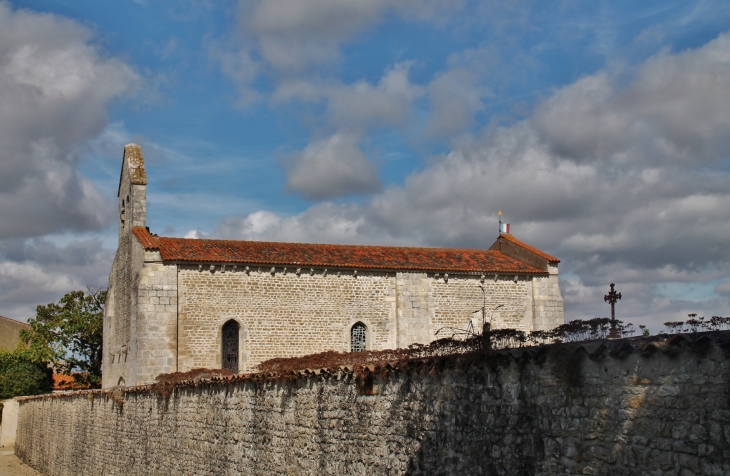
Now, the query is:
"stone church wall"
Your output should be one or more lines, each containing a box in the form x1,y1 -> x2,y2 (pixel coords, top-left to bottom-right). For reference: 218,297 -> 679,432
177,265 -> 396,373
175,266 -> 558,374
106,256 -> 565,385
531,270 -> 564,330
135,259 -> 178,384
15,335 -> 730,475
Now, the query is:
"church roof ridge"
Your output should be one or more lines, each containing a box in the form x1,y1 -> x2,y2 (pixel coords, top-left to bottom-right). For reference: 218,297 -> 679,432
132,227 -> 549,274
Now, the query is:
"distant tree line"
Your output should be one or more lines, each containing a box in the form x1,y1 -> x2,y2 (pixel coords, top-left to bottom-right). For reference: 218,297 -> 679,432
663,314 -> 730,334
430,315 -> 729,354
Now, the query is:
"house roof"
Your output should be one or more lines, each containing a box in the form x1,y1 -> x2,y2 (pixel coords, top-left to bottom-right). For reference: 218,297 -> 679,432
132,227 -> 548,274
498,233 -> 560,263
0,314 -> 29,326
53,373 -> 90,391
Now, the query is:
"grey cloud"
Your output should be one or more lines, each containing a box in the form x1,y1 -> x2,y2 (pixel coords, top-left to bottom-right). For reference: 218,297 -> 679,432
268,63 -> 423,206
561,275 -> 730,331
242,0 -> 465,72
283,133 -> 381,200
426,68 -> 492,138
532,33 -> 730,164
716,280 -> 730,297
327,63 -> 424,132
272,63 -> 424,133
213,32 -> 730,329
0,4 -> 139,238
0,237 -> 113,321
247,0 -> 384,71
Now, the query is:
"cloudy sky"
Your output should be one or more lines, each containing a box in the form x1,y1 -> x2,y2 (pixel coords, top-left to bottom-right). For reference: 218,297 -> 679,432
1,0 -> 729,331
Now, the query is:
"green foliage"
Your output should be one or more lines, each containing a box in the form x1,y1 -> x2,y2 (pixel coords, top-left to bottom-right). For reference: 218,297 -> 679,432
0,348 -> 53,399
21,289 -> 106,388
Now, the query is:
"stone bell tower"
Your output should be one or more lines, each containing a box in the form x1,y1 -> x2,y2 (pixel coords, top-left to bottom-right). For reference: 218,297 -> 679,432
117,143 -> 148,240
103,144 -> 149,388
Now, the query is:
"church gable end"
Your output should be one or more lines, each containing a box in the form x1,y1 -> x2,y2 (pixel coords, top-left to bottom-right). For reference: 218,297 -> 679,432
489,233 -> 559,274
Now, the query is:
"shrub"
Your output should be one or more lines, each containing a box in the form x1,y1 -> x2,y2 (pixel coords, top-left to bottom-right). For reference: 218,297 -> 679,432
0,348 -> 53,400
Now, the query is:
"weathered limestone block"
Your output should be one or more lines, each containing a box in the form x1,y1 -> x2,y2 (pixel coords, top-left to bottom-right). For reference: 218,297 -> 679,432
135,262 -> 178,384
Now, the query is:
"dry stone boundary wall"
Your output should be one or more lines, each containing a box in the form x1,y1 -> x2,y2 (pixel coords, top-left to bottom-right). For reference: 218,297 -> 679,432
15,334 -> 730,475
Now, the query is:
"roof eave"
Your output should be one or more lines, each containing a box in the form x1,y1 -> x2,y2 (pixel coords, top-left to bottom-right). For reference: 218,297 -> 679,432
160,258 -> 548,275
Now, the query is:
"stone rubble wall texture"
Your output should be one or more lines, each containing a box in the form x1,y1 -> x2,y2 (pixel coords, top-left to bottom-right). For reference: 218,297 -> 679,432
15,338 -> 730,475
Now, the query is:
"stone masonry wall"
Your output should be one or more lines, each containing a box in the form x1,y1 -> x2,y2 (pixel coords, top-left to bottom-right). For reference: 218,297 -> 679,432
431,274 -> 533,333
16,334 -> 730,475
176,266 -> 549,375
135,258 -> 178,384
395,272 -> 431,348
532,269 -> 564,330
103,161 -> 147,388
177,265 -> 396,373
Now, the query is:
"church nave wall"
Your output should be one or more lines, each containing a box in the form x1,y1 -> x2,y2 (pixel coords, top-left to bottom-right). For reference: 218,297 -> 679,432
177,265 -> 396,373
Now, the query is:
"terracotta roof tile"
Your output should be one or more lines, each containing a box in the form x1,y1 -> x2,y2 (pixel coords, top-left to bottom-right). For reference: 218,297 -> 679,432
499,233 -> 560,263
132,227 -> 547,274
132,227 -> 160,249
53,373 -> 90,391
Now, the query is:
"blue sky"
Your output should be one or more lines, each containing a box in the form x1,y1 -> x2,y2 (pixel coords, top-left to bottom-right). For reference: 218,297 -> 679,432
1,0 -> 730,331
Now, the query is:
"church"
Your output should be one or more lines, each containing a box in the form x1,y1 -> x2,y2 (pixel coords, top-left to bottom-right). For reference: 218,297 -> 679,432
103,144 -> 564,388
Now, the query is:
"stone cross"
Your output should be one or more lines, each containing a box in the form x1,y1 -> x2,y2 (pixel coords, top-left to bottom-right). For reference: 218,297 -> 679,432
604,283 -> 622,339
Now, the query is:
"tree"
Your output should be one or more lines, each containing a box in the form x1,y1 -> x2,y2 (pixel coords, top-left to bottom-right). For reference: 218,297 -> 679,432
21,289 -> 106,388
0,348 -> 53,400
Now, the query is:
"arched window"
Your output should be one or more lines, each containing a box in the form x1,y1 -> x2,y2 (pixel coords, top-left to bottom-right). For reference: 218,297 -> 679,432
351,322 -> 367,353
222,320 -> 239,372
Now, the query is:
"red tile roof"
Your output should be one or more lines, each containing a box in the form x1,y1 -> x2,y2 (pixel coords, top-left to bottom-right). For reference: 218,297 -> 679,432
52,373 -> 90,391
134,227 -> 159,249
132,227 -> 547,274
499,233 -> 560,263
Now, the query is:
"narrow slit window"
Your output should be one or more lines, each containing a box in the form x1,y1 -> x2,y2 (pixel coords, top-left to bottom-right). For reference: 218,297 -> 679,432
351,322 -> 366,353
222,320 -> 239,372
